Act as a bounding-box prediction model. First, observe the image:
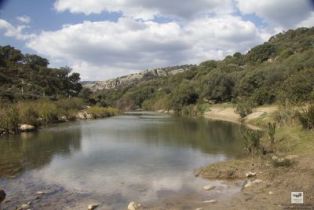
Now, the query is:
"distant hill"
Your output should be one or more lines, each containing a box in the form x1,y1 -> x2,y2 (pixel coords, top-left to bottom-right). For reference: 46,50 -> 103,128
86,27 -> 314,111
83,65 -> 195,91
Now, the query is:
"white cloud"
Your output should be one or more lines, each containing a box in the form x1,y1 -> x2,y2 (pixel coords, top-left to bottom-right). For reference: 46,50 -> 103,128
0,19 -> 34,40
54,0 -> 234,19
236,0 -> 313,27
16,15 -> 31,24
26,16 -> 266,80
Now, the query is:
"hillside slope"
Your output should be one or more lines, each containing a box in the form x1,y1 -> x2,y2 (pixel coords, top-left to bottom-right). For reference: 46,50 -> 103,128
86,27 -> 314,111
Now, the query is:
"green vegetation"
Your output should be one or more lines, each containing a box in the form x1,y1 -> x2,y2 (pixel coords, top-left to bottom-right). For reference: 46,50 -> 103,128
89,27 -> 314,117
86,106 -> 119,118
0,46 -> 119,135
297,105 -> 314,129
0,46 -> 82,101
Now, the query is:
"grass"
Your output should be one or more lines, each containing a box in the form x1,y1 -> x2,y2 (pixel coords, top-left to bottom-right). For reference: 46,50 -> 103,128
0,98 -> 119,134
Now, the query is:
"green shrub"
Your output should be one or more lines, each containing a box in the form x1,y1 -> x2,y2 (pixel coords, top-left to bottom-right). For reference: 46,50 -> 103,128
297,105 -> 314,129
35,100 -> 59,124
17,102 -> 39,126
0,105 -> 19,133
235,100 -> 254,118
241,127 -> 263,156
86,106 -> 119,118
267,122 -> 276,145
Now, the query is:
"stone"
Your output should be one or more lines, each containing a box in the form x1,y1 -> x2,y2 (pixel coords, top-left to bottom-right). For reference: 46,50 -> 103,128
203,199 -> 217,204
203,185 -> 216,191
0,189 -> 6,203
88,204 -> 99,210
269,191 -> 274,195
252,179 -> 263,184
19,124 -> 36,132
245,172 -> 256,178
195,208 -> 203,210
128,201 -> 141,210
285,155 -> 298,160
20,203 -> 30,209
36,191 -> 45,196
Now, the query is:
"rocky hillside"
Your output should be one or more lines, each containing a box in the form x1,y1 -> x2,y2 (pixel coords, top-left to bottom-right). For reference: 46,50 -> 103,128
83,65 -> 195,91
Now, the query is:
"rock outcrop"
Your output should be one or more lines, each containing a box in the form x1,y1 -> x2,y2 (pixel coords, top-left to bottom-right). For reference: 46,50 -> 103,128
83,65 -> 195,91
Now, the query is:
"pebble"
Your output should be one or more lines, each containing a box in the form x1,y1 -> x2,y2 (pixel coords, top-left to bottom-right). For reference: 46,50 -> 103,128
203,185 -> 216,191
203,199 -> 217,204
128,201 -> 141,210
88,204 -> 99,210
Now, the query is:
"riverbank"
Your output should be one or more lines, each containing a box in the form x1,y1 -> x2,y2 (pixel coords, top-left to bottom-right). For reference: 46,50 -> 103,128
199,104 -> 314,209
0,98 -> 119,136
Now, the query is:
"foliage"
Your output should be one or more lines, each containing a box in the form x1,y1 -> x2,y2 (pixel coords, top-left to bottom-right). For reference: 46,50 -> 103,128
0,105 -> 19,133
90,27 -> 314,114
86,106 -> 119,118
297,105 -> 314,129
0,45 -> 82,101
235,100 -> 254,118
241,127 -> 263,156
267,122 -> 276,145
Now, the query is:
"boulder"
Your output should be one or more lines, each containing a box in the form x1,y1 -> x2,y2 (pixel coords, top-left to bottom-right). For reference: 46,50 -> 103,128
88,204 -> 99,210
19,124 -> 36,132
245,172 -> 256,178
128,201 -> 141,210
203,185 -> 216,191
0,189 -> 6,203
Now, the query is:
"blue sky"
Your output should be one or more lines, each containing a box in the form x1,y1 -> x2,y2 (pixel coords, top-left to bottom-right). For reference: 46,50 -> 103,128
0,0 -> 313,80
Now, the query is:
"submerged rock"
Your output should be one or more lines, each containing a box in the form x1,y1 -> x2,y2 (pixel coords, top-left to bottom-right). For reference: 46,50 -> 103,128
0,189 -> 6,203
128,201 -> 141,210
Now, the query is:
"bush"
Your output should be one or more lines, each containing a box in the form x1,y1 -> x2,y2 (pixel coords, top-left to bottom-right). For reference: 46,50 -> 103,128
0,105 -> 19,133
35,100 -> 59,124
297,105 -> 314,129
17,102 -> 39,126
86,106 -> 119,118
235,100 -> 254,118
241,127 -> 263,156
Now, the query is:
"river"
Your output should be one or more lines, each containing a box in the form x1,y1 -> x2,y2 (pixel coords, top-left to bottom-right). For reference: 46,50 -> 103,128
0,113 -> 245,209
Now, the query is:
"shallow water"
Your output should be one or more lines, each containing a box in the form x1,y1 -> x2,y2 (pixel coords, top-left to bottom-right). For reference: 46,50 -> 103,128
0,113 -> 245,209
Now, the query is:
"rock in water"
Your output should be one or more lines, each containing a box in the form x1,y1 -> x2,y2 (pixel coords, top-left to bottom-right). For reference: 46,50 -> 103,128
0,189 -> 6,203
88,204 -> 99,210
128,201 -> 141,210
19,124 -> 36,132
203,185 -> 216,191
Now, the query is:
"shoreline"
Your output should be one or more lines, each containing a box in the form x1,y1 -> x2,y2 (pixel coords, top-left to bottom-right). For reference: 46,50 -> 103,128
197,104 -> 314,210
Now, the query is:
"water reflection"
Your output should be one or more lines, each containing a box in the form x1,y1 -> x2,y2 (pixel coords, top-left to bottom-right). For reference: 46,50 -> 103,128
0,125 -> 81,177
0,114 -> 244,209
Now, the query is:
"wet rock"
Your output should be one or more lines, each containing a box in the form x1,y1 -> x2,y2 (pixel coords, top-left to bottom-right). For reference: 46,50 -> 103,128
88,204 -> 99,210
243,179 -> 263,188
203,185 -> 216,191
128,201 -> 141,210
36,191 -> 45,196
19,124 -> 36,132
19,203 -> 30,209
245,172 -> 256,178
0,189 -> 6,203
203,199 -> 217,204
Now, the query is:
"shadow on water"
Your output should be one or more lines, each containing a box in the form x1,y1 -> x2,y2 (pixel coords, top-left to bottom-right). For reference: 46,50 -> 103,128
0,125 -> 82,178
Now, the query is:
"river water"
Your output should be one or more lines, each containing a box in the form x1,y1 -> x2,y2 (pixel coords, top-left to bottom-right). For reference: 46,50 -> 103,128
0,113 -> 245,209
